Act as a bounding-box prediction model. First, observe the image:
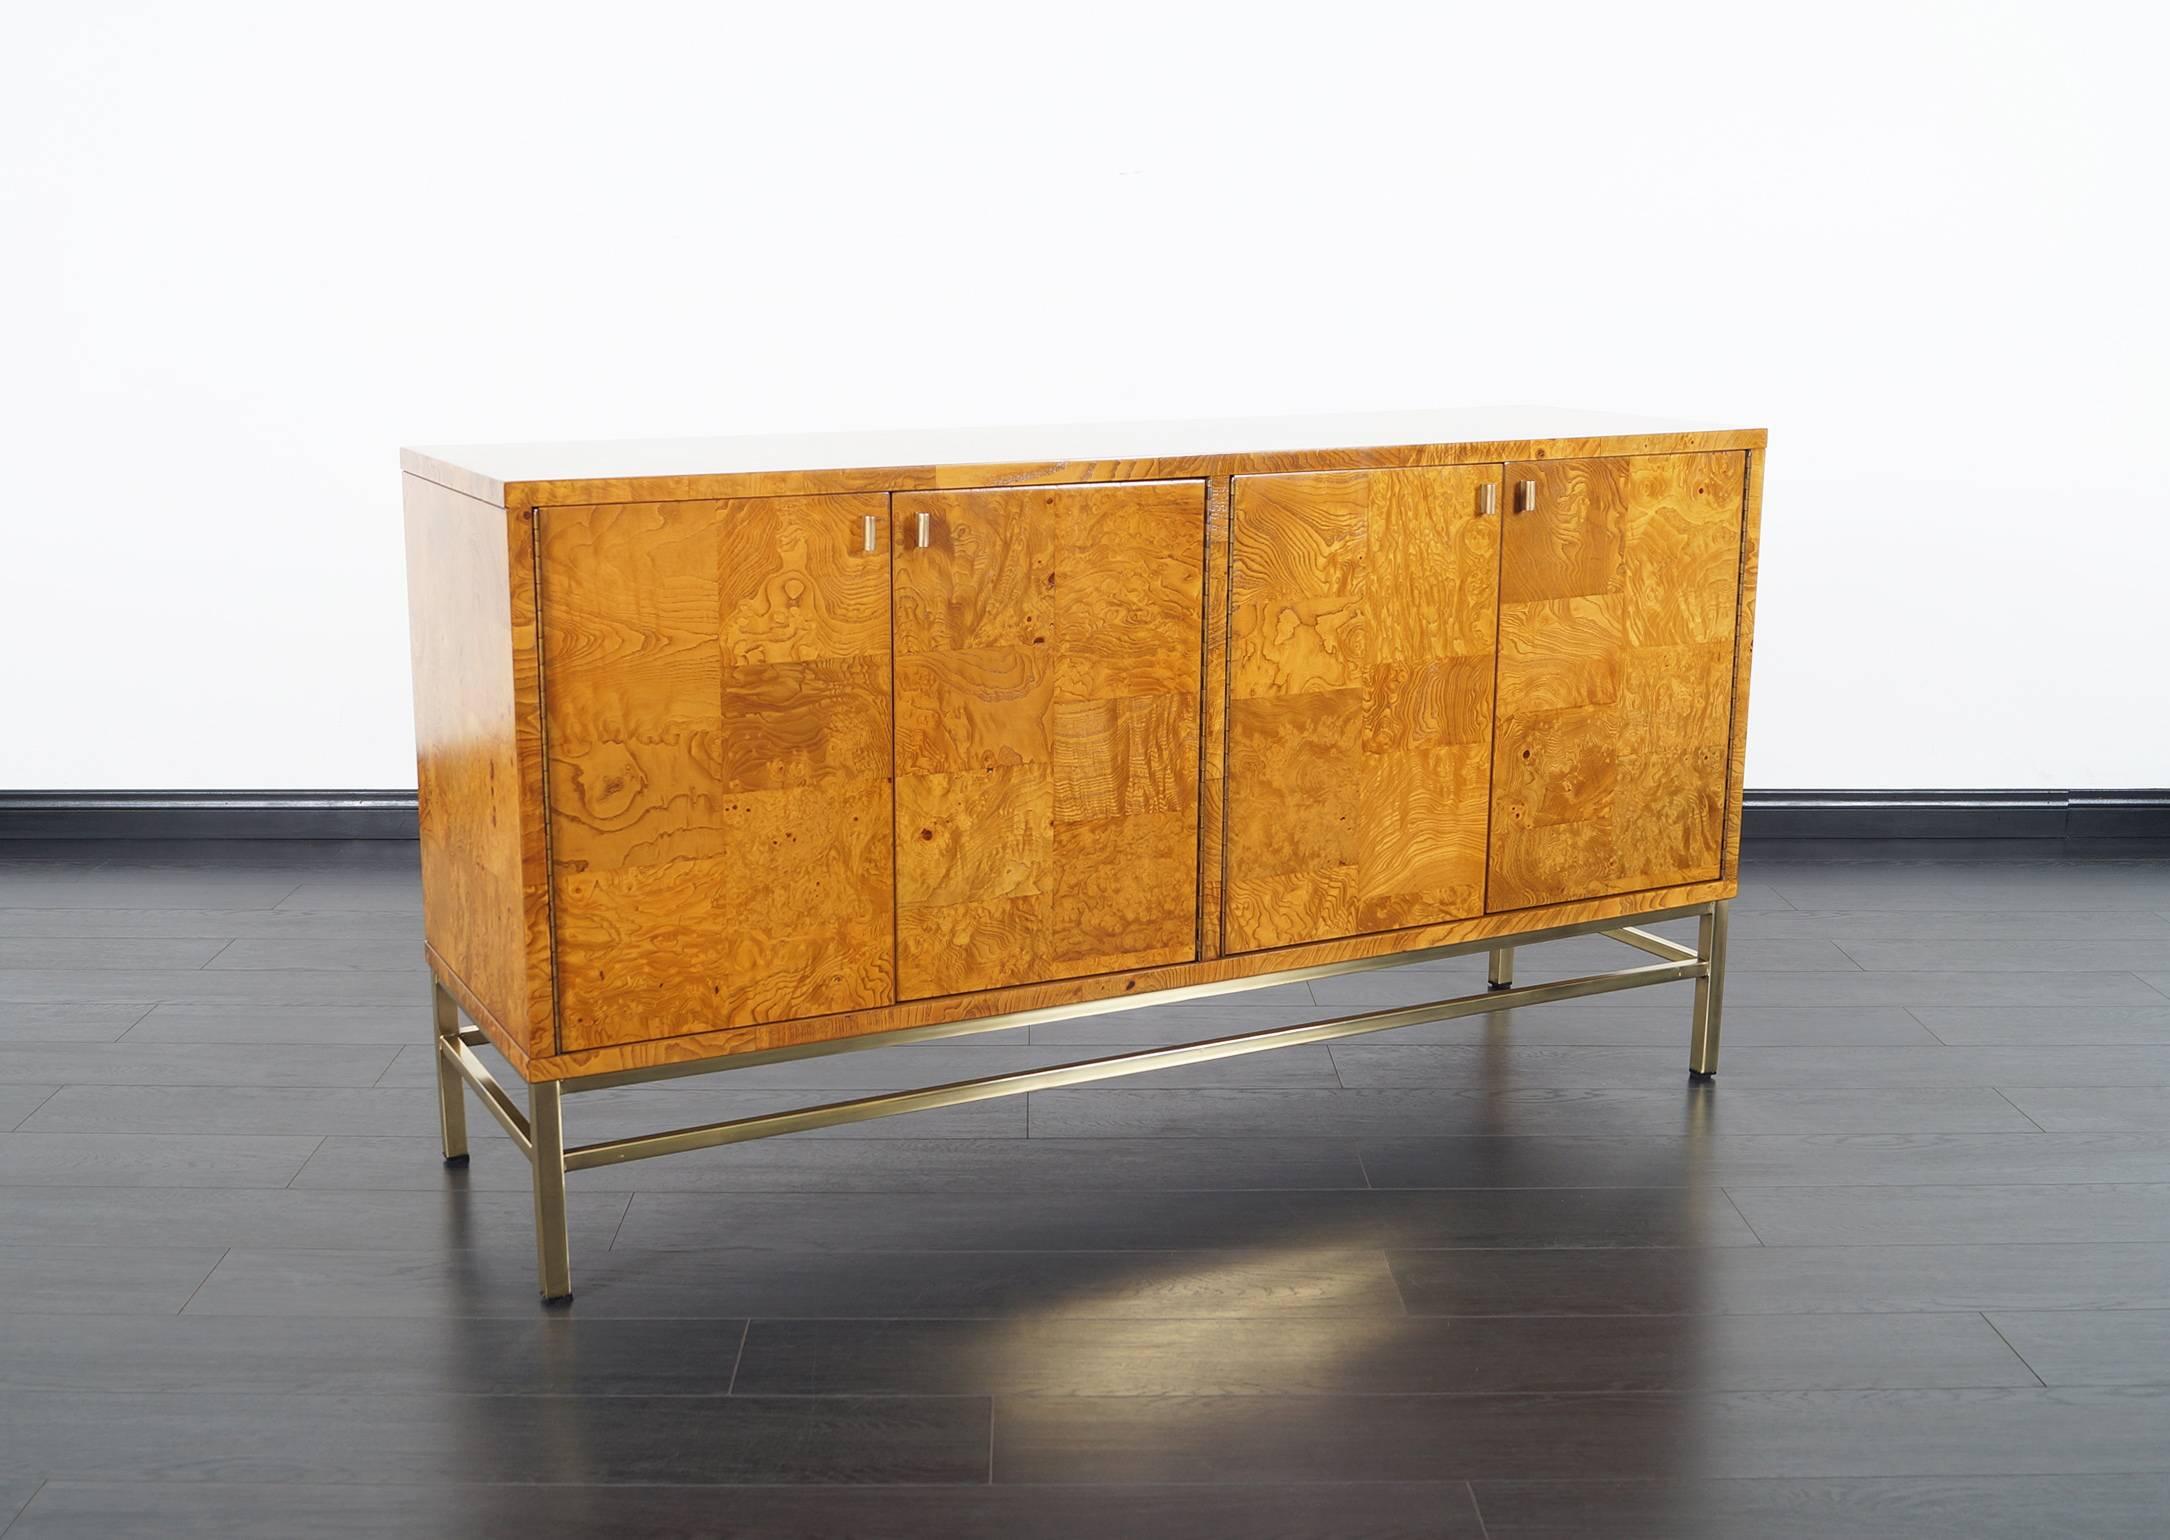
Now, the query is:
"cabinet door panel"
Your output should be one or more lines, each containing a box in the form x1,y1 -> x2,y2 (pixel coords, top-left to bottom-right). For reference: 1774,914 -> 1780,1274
892,481 -> 1204,999
540,494 -> 895,1050
1226,466 -> 1501,952
1488,453 -> 1746,910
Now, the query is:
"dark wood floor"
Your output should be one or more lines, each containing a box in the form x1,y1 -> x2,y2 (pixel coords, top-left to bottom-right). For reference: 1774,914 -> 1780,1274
1,837 -> 2168,1537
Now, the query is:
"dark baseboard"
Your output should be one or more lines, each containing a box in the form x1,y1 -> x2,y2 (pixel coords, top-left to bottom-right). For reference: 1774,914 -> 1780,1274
1740,789 -> 2170,842
0,792 -> 422,841
0,788 -> 2164,843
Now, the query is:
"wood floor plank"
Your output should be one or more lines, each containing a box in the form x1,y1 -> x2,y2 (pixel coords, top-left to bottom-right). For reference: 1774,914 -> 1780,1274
1681,971 -> 2166,1008
0,1244 -> 227,1315
0,1043 -> 399,1088
184,1244 -> 1409,1320
734,1312 -> 2032,1396
991,1386 -> 2170,1484
1911,1005 -> 2170,1044
0,1477 -> 35,1535
1984,1309 -> 2170,1387
1358,1132 -> 2170,1190
610,1187 -> 1758,1253
202,938 -> 425,972
1469,1473 -> 2170,1539
120,1004 -> 430,1045
1327,1005 -> 1939,1049
1734,909 -> 2170,941
1388,1242 -> 2170,1316
1726,1183 -> 2170,1247
0,870 -> 305,911
0,908 -> 423,941
1331,1043 -> 2170,1089
1840,937 -> 2170,972
0,1187 -> 629,1253
1999,1086 -> 2170,1132
18,1085 -> 458,1136
291,1134 -> 1369,1193
0,1086 -> 57,1131
2,1480 -> 1481,1540
0,1003 -> 156,1044
0,1133 -> 319,1188
272,875 -> 423,912
1761,868 -> 2170,912
0,1390 -> 989,1486
0,971 -> 427,1005
1025,1086 -> 2038,1139
1307,968 -> 2168,1009
0,1313 -> 751,1396
0,939 -> 230,970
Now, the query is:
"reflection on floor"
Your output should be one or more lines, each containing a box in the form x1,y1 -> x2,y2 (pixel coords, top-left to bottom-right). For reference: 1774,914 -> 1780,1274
1,836 -> 2168,1536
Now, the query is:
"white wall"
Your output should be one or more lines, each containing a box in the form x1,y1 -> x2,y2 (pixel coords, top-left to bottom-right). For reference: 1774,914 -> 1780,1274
5,1 -> 2165,790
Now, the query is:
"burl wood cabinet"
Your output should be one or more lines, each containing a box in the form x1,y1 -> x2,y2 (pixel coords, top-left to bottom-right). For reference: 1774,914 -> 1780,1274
403,410 -> 1764,1299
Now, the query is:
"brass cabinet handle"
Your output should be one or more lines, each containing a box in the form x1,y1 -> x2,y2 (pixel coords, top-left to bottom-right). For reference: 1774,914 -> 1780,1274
1477,482 -> 1497,516
863,514 -> 879,554
916,510 -> 931,549
1513,479 -> 1538,514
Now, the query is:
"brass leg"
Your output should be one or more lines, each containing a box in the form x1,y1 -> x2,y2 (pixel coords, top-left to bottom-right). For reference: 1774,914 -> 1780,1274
1689,899 -> 1731,1081
531,1080 -> 572,1302
431,981 -> 469,1164
1487,946 -> 1515,991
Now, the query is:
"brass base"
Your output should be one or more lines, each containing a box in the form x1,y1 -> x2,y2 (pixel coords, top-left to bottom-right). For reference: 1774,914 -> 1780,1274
432,897 -> 1733,1302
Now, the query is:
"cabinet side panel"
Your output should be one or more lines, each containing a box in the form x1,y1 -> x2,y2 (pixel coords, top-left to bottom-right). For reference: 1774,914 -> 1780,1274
401,474 -> 553,1056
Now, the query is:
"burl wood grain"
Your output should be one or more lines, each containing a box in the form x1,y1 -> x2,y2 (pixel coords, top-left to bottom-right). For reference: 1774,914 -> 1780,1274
1197,476 -> 1234,959
1224,466 -> 1502,952
891,481 -> 1205,998
539,493 -> 895,1049
401,425 -> 1762,1075
1488,453 -> 1747,910
401,475 -> 554,1060
532,875 -> 1735,1081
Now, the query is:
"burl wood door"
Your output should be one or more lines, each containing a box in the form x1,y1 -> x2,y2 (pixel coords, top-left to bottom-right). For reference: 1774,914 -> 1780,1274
1225,466 -> 1502,952
539,494 -> 895,1050
891,481 -> 1205,998
1488,453 -> 1747,910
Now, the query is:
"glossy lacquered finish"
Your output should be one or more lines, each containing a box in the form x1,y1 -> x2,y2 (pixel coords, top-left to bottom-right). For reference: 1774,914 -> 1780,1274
1490,451 -> 1748,908
537,492 -> 896,1049
400,413 -> 1767,1081
1226,465 -> 1500,950
892,482 -> 1204,997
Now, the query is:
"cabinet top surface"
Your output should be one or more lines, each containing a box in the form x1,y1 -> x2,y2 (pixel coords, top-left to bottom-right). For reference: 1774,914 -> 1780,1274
405,407 -> 1763,502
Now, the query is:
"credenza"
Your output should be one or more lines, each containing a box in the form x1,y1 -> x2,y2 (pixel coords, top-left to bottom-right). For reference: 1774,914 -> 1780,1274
401,409 -> 1765,1300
